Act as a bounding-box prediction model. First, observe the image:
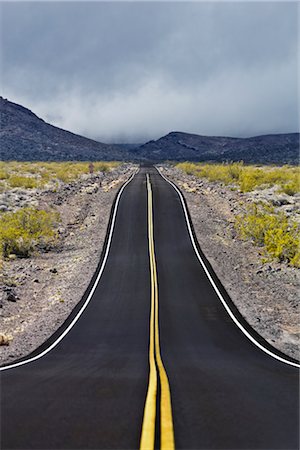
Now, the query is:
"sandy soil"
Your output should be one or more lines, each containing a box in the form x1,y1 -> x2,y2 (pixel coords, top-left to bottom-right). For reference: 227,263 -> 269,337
158,165 -> 299,361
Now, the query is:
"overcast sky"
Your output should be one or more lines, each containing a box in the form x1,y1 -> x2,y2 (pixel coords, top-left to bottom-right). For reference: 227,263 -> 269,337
0,1 -> 298,143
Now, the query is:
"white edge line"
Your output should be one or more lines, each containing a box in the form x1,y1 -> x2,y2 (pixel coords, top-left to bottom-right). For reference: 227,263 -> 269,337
0,169 -> 138,372
157,167 -> 300,369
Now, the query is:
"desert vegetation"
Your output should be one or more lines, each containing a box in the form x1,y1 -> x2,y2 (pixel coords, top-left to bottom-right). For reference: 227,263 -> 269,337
0,161 -> 120,261
176,162 -> 300,267
0,161 -> 120,190
177,162 -> 299,194
0,207 -> 60,258
235,203 -> 299,267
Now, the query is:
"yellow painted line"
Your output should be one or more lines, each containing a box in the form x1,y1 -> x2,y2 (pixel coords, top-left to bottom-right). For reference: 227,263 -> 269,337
140,174 -> 175,450
139,179 -> 157,450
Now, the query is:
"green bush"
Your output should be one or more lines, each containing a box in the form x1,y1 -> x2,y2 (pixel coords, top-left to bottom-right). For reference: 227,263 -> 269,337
0,208 -> 60,258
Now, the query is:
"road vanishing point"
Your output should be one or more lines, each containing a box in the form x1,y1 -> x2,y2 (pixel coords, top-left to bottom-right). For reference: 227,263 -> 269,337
1,167 -> 299,450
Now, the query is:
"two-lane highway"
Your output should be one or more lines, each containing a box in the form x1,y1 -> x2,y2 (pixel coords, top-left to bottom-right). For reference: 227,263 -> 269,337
1,167 -> 299,450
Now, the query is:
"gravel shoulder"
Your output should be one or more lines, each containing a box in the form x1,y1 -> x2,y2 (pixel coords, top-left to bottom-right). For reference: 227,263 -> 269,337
158,165 -> 299,361
0,164 -> 137,365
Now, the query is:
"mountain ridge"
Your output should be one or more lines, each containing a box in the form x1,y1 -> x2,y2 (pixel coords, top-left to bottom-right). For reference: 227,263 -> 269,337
0,97 -> 131,161
1,97 -> 298,164
139,131 -> 299,164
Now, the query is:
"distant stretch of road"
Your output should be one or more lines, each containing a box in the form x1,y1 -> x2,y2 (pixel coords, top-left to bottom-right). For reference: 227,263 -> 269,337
1,167 -> 299,450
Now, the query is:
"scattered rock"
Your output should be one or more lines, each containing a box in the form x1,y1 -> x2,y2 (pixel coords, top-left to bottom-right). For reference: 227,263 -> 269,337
0,334 -> 12,346
6,292 -> 18,302
84,184 -> 99,195
271,197 -> 290,207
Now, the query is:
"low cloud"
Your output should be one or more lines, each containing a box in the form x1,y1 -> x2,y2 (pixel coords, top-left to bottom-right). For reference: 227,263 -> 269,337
1,1 -> 298,142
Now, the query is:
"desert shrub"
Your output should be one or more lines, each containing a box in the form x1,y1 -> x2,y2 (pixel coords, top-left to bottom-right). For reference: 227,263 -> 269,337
53,162 -> 119,182
0,207 -> 60,258
196,164 -> 229,183
8,176 -> 38,189
227,162 -> 244,180
280,180 -> 299,196
235,203 -> 299,266
178,162 -> 246,185
0,170 -> 9,180
0,334 -> 12,346
290,251 -> 300,268
38,170 -> 51,184
235,204 -> 284,245
177,162 -> 300,194
177,162 -> 197,176
178,161 -> 300,265
94,161 -> 119,172
238,169 -> 265,192
56,169 -> 72,183
94,163 -> 108,172
1,161 -> 120,186
264,226 -> 299,264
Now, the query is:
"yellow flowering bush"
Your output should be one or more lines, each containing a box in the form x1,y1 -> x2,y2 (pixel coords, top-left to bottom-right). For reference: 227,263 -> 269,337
0,207 -> 60,258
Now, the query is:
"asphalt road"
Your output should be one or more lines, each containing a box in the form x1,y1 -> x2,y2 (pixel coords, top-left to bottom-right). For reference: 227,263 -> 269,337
1,167 -> 299,450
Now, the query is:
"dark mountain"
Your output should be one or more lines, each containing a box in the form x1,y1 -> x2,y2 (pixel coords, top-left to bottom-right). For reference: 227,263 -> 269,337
1,97 -> 298,164
113,143 -> 142,152
138,131 -> 299,164
0,97 -> 130,161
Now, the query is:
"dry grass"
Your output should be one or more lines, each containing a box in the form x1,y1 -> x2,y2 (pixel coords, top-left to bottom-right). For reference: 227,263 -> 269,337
0,161 -> 120,190
0,334 -> 13,346
177,162 -> 300,194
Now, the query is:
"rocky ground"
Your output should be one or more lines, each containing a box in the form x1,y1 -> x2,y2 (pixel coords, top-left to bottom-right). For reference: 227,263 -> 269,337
0,164 -> 137,365
158,164 -> 299,361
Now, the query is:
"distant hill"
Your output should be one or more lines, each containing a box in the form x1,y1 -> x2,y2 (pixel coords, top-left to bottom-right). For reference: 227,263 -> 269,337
1,97 -> 298,164
0,97 -> 130,161
138,131 -> 299,164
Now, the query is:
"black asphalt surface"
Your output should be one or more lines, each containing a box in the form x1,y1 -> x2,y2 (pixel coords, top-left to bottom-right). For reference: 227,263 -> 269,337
1,167 -> 299,450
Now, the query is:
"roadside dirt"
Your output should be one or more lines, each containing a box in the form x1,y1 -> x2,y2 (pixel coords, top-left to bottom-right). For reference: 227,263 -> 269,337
158,165 -> 299,361
0,164 -> 137,365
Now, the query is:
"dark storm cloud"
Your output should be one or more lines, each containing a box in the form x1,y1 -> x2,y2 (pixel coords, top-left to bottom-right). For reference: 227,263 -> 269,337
1,1 -> 298,142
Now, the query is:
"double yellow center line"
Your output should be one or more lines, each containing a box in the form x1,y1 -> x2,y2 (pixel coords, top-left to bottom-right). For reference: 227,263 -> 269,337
140,174 -> 175,450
